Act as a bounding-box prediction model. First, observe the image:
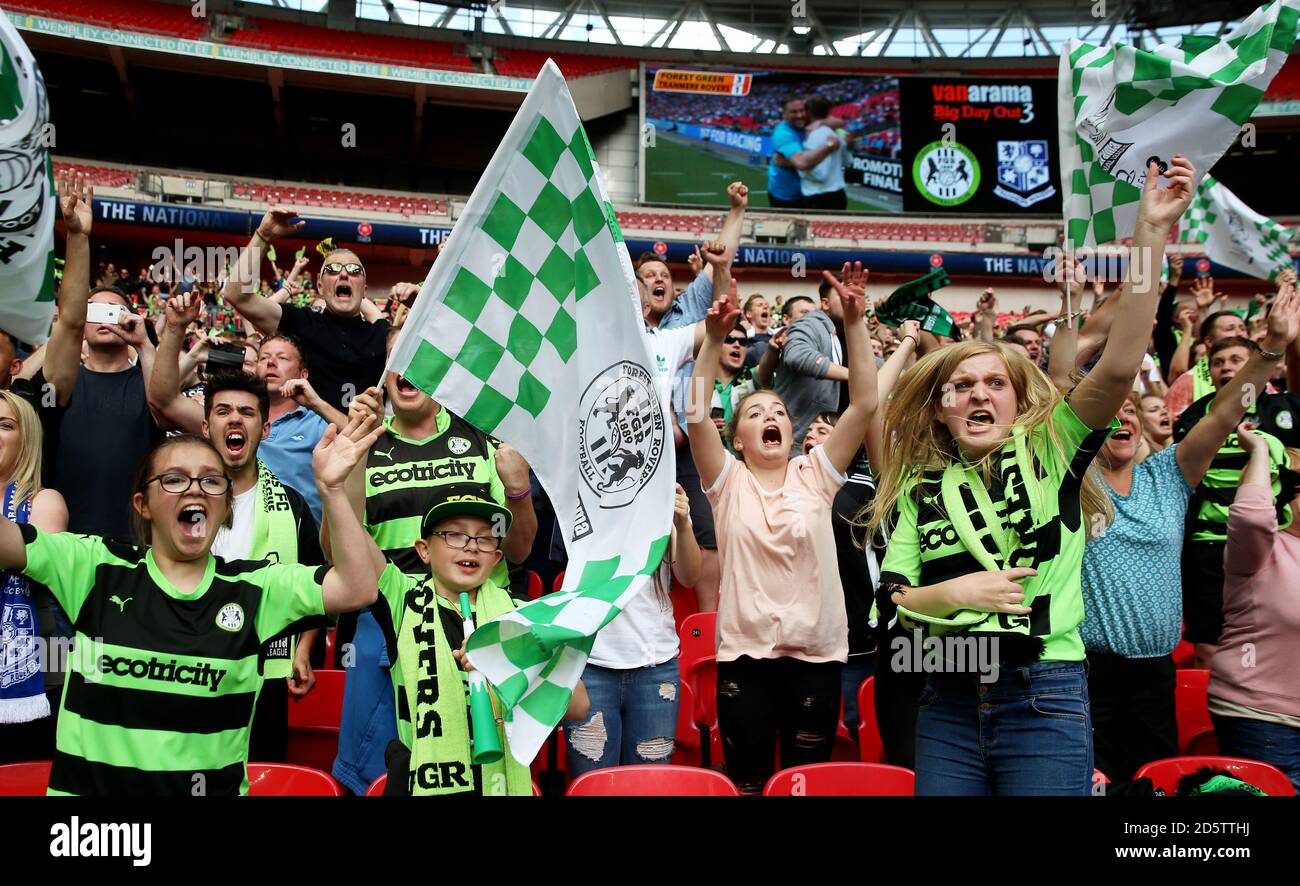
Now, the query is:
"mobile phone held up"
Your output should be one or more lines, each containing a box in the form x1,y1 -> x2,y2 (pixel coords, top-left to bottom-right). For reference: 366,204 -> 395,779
205,342 -> 247,370
85,302 -> 125,325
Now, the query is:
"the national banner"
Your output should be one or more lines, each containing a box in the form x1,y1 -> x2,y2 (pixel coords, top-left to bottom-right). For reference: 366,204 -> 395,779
1178,175 -> 1295,281
386,60 -> 674,764
0,10 -> 55,345
1059,0 -> 1298,249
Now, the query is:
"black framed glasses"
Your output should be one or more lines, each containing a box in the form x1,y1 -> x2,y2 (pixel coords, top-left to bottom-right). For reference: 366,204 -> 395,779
429,530 -> 501,553
146,473 -> 231,496
322,262 -> 365,276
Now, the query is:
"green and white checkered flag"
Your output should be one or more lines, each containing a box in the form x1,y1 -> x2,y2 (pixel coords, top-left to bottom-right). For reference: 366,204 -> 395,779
0,10 -> 55,344
1179,175 -> 1295,281
1059,0 -> 1298,249
386,60 -> 674,765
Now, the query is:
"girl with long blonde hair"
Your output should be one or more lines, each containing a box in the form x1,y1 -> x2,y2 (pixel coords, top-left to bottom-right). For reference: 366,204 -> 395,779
867,156 -> 1195,795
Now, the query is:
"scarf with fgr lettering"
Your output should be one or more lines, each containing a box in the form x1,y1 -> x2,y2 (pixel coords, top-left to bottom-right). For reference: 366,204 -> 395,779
397,578 -> 530,796
897,426 -> 1055,647
250,462 -> 303,680
0,482 -> 47,722
1192,356 -> 1215,403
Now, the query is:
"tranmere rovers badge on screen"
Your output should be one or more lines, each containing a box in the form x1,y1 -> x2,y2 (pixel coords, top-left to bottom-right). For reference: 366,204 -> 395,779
994,140 -> 1056,208
913,140 -> 980,206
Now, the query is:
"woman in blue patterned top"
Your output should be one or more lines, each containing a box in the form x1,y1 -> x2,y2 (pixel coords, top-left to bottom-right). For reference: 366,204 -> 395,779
1081,285 -> 1300,782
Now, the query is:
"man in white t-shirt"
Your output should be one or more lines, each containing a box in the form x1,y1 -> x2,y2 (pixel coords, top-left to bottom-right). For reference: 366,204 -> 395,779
799,96 -> 850,211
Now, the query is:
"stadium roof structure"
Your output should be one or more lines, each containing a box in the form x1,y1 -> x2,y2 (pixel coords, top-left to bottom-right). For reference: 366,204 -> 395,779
253,0 -> 1274,58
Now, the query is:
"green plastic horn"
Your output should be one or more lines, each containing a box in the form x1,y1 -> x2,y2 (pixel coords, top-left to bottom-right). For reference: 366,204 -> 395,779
459,592 -> 504,764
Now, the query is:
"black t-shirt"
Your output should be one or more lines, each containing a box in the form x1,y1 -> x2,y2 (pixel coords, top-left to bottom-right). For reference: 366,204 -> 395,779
1173,390 -> 1300,448
832,453 -> 881,659
15,365 -> 164,541
277,303 -> 389,412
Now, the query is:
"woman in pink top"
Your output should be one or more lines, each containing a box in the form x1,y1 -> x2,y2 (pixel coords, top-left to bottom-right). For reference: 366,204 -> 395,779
1210,425 -> 1300,793
688,256 -> 878,794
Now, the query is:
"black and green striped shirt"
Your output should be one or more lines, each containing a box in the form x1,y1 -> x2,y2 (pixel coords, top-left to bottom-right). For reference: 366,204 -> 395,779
364,412 -> 506,581
19,525 -> 328,796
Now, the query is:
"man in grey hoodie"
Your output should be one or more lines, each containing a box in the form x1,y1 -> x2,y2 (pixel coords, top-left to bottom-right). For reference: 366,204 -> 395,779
775,275 -> 852,457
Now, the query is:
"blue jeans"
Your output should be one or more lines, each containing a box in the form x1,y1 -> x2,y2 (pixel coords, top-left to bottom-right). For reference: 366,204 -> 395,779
563,659 -> 680,778
332,609 -> 397,794
841,656 -> 876,734
915,661 -> 1093,796
1212,713 -> 1300,795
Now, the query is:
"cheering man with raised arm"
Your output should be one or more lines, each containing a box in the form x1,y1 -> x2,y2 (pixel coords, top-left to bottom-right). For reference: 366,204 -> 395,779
220,208 -> 393,412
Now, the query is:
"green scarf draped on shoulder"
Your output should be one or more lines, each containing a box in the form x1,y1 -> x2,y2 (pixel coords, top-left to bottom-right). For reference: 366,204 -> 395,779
398,578 -> 531,796
900,424 -> 1059,639
1192,356 -> 1215,402
250,461 -> 302,679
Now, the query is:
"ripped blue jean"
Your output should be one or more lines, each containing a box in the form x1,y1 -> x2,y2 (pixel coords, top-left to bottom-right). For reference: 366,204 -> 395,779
563,659 -> 680,778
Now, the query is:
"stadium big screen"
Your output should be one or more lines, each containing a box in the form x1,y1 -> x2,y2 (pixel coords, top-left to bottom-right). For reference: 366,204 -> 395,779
642,66 -> 1062,216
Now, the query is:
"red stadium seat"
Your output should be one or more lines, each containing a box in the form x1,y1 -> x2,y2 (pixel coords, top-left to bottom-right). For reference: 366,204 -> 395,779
286,668 -> 346,773
246,763 -> 343,796
0,760 -> 51,795
668,578 -> 699,635
1183,727 -> 1220,756
527,570 -> 544,600
677,611 -> 716,685
764,762 -> 914,796
531,726 -> 568,795
552,570 -> 565,594
567,764 -> 739,796
856,676 -> 884,763
1175,669 -> 1212,754
1135,756 -> 1295,796
831,713 -> 859,763
670,679 -> 702,766
689,656 -> 724,767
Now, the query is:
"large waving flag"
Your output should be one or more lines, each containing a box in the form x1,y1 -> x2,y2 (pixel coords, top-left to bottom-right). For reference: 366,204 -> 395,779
386,60 -> 674,764
0,10 -> 55,344
1060,0 -> 1298,249
1178,175 -> 1296,281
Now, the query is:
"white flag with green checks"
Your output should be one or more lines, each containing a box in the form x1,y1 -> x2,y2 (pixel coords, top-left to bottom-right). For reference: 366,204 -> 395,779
386,60 -> 674,765
1178,175 -> 1295,281
1059,0 -> 1298,249
0,11 -> 56,345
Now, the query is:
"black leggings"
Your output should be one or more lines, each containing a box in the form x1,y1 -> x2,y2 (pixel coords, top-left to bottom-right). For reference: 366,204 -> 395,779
716,656 -> 841,795
1087,651 -> 1177,782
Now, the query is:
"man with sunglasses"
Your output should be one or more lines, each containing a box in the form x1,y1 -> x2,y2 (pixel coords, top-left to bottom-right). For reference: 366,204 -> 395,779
220,208 -> 394,412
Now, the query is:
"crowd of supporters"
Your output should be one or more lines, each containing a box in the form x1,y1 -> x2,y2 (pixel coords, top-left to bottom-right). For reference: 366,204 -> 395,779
1,162 -> 1297,798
